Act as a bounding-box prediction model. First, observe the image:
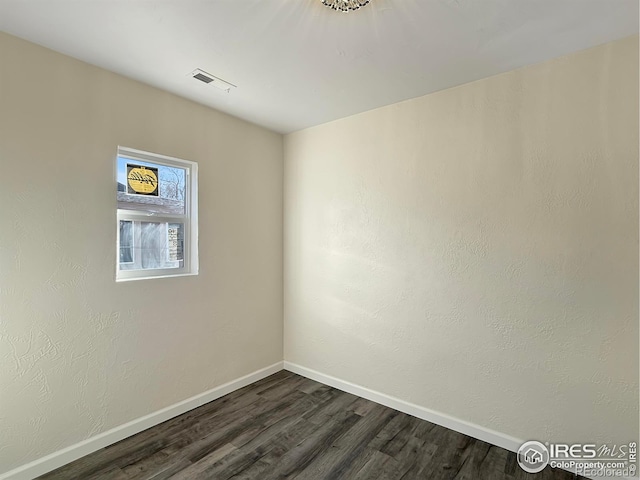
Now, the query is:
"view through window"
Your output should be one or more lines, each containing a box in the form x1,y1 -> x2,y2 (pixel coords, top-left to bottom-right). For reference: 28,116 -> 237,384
116,147 -> 198,281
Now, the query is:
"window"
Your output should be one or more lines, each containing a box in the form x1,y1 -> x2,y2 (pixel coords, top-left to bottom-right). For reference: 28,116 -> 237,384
116,147 -> 198,281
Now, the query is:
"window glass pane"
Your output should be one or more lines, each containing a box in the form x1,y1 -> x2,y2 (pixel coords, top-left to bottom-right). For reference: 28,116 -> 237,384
119,221 -> 185,271
117,156 -> 186,215
119,220 -> 134,264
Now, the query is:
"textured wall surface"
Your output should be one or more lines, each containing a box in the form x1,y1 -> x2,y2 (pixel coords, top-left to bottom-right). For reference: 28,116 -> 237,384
0,33 -> 283,474
284,36 -> 639,446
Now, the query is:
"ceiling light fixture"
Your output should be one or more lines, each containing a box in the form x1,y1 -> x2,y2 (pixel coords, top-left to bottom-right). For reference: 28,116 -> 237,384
321,0 -> 370,13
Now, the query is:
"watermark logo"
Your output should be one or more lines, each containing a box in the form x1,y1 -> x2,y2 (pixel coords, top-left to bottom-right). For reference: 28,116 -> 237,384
517,441 -> 637,477
517,440 -> 550,473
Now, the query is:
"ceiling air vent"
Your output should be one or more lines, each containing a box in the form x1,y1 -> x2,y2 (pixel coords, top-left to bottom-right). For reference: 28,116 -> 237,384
190,69 -> 236,93
193,72 -> 214,84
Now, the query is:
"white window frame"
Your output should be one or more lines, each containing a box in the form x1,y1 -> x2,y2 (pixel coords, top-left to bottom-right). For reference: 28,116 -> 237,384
116,146 -> 198,282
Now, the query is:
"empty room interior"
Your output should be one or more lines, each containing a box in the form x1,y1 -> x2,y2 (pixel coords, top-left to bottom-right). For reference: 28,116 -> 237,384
0,1 -> 638,479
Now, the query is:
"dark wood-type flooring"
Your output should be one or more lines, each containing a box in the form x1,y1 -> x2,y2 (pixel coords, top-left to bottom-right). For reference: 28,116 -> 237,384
39,371 -> 582,480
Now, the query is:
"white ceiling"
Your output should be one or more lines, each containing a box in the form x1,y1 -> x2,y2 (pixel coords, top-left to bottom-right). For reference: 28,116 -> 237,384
0,0 -> 637,133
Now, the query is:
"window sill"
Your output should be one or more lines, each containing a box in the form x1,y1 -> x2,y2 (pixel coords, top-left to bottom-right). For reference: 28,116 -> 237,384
115,271 -> 198,282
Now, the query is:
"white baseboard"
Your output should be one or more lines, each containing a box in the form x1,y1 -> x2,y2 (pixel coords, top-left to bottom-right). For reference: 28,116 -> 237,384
0,361 -> 284,480
284,362 -> 638,480
283,361 -> 523,453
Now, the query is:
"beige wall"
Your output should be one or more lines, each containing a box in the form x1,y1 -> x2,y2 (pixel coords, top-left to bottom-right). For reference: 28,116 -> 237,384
0,33 -> 283,473
284,36 -> 639,446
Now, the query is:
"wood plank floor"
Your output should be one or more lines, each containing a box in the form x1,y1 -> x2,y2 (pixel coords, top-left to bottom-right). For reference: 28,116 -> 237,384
38,371 -> 582,480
